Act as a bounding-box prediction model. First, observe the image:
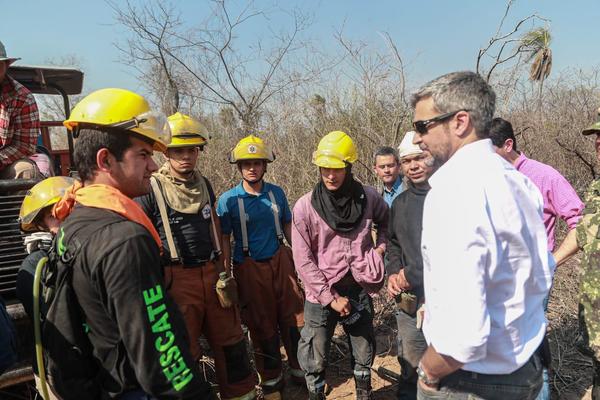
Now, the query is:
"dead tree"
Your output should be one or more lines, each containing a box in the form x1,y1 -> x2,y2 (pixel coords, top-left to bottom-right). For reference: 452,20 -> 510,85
111,0 -> 327,135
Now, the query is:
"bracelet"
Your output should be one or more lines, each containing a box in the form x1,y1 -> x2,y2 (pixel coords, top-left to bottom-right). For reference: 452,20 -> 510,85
416,362 -> 440,386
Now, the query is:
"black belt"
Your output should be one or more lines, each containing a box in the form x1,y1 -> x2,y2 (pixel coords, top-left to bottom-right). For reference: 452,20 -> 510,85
166,258 -> 211,268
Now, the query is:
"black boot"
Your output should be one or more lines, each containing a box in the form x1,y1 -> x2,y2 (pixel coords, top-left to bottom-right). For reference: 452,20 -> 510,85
355,376 -> 372,400
308,389 -> 326,400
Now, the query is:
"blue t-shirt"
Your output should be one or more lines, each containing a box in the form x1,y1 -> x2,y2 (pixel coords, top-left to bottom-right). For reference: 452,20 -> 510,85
217,181 -> 292,263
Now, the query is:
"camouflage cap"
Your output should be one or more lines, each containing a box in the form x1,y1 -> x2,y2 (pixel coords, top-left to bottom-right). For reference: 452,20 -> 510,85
583,107 -> 600,135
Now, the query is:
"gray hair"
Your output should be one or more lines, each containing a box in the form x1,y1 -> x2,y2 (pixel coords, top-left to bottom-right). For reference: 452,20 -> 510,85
410,71 -> 496,138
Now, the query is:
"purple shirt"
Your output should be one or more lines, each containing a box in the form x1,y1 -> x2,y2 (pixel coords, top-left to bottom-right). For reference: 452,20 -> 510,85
291,186 -> 389,305
515,153 -> 583,251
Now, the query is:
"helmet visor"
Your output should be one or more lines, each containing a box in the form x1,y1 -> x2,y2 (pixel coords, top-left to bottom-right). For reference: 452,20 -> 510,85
312,148 -> 349,168
135,111 -> 171,151
110,111 -> 171,152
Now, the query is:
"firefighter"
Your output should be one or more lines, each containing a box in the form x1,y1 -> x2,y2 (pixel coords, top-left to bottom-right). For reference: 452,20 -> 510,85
137,112 -> 258,399
16,176 -> 76,399
292,131 -> 389,400
52,88 -> 215,399
217,135 -> 305,398
17,176 -> 76,317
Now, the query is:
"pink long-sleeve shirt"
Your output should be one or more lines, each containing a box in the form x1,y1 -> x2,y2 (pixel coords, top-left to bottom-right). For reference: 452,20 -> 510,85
515,153 -> 583,251
291,185 -> 388,306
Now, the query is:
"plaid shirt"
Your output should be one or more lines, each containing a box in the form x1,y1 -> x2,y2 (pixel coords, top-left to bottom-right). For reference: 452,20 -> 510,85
0,76 -> 40,169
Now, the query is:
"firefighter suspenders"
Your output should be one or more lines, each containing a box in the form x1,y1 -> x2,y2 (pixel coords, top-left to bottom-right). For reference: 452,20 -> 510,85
236,190 -> 284,258
150,176 -> 222,264
151,177 -> 180,263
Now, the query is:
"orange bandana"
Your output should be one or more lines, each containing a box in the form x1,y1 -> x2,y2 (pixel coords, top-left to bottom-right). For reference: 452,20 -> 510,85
53,181 -> 162,250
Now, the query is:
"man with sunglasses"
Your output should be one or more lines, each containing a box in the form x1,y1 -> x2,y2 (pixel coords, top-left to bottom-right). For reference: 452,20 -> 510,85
411,71 -> 553,400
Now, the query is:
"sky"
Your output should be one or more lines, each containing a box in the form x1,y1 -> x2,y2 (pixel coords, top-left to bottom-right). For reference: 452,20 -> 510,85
2,0 -> 600,99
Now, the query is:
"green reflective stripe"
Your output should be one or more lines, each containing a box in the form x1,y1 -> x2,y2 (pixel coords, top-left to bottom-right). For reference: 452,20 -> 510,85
57,228 -> 66,256
143,284 -> 193,392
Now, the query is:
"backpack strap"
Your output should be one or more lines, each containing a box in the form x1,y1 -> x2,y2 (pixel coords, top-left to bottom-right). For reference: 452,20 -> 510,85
237,197 -> 250,257
267,190 -> 285,244
150,176 -> 180,264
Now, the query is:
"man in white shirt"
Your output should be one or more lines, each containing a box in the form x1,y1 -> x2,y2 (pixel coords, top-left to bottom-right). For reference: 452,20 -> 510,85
410,71 -> 554,400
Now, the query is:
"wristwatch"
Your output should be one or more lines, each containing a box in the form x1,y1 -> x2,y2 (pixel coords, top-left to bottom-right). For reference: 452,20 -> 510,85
416,362 -> 440,387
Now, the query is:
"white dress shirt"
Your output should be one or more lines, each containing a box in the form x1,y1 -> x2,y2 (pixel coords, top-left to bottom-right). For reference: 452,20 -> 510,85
421,139 -> 554,374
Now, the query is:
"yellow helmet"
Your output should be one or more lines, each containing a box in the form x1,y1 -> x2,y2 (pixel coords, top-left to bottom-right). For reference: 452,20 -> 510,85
19,176 -> 76,232
229,135 -> 275,163
312,130 -> 358,168
167,112 -> 209,149
63,88 -> 171,152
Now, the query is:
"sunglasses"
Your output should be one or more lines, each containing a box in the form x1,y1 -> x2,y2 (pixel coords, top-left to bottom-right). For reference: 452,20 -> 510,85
413,109 -> 469,135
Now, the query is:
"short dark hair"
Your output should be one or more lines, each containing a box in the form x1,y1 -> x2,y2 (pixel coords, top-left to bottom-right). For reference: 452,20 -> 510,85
73,128 -> 134,182
489,117 -> 518,152
374,146 -> 399,164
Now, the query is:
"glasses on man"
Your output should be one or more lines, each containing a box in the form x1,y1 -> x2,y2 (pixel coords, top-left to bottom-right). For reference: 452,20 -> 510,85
412,109 -> 469,135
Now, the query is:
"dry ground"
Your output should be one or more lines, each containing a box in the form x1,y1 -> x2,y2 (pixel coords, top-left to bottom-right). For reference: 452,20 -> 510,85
0,255 -> 593,400
280,254 -> 595,400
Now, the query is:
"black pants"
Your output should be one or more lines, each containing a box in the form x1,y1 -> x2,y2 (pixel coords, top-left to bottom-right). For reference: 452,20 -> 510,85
417,353 -> 543,400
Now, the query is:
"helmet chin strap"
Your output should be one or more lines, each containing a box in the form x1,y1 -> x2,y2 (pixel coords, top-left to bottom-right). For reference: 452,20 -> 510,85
243,174 -> 264,185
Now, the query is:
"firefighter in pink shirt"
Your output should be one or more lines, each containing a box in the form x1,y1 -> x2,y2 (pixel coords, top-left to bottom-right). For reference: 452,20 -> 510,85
292,131 -> 388,400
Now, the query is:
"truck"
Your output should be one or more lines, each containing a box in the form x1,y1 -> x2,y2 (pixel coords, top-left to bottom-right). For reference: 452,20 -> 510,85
0,64 -> 83,390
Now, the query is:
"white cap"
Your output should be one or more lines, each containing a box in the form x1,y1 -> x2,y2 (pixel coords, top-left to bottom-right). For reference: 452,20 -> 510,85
398,131 -> 422,158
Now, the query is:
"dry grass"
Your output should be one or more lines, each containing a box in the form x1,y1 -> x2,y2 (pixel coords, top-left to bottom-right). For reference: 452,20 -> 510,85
547,254 -> 594,399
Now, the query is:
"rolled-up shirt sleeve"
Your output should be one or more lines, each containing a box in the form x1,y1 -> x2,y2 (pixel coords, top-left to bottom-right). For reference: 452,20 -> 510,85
291,200 -> 335,306
421,185 -> 491,364
548,173 -> 583,230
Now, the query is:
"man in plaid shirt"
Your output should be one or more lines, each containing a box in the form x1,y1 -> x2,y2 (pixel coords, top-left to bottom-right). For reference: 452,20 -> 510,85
0,41 -> 40,180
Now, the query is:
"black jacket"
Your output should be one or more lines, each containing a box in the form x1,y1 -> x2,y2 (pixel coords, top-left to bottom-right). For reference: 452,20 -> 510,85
136,177 -> 216,265
61,205 -> 213,399
386,183 -> 429,299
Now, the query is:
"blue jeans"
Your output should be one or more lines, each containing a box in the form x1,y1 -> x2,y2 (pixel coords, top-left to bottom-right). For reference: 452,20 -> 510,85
297,284 -> 375,394
417,353 -> 543,400
535,294 -> 551,400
